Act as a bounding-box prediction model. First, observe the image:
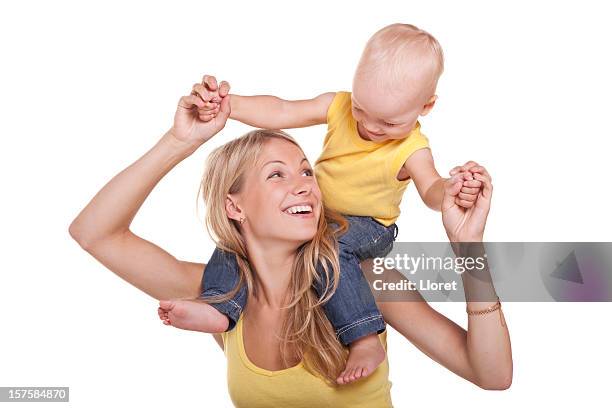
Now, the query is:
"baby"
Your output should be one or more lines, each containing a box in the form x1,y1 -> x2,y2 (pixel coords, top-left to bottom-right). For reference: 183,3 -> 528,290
158,23 -> 486,384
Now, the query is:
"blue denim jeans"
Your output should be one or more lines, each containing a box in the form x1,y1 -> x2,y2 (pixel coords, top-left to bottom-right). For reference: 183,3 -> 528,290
200,215 -> 398,345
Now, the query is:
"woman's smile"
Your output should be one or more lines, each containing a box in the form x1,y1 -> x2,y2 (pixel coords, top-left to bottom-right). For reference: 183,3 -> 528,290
282,203 -> 315,219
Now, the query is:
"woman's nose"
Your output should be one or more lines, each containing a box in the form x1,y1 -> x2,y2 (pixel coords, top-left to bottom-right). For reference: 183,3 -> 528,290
292,179 -> 312,196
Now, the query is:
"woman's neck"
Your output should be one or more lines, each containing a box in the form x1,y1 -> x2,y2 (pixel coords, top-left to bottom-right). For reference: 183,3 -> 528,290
244,237 -> 298,308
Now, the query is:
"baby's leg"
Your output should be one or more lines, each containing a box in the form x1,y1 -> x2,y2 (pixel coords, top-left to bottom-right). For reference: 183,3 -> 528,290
315,216 -> 397,385
331,248 -> 386,385
158,247 -> 247,333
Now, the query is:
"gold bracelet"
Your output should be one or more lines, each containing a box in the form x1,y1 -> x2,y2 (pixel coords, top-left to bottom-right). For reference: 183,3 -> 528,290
466,299 -> 506,327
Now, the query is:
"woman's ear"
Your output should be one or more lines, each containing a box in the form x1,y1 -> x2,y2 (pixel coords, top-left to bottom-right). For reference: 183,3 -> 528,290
225,194 -> 245,223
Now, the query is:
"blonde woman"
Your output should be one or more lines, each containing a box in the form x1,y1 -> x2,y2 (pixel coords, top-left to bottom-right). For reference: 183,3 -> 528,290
69,79 -> 512,407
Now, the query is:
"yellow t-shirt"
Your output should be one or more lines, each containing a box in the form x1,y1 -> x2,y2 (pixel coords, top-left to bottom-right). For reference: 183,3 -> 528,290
221,316 -> 393,408
314,91 -> 430,226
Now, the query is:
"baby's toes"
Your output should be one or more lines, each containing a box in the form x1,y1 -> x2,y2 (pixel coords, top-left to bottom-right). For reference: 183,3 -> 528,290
340,370 -> 352,384
353,367 -> 364,380
361,366 -> 370,378
344,368 -> 355,383
159,300 -> 174,311
337,368 -> 350,384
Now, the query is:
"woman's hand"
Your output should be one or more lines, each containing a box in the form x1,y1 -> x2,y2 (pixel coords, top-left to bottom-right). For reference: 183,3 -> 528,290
169,77 -> 231,149
441,165 -> 493,242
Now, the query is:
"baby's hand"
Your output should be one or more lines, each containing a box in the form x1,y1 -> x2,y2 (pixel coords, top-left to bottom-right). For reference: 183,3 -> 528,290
449,161 -> 487,209
191,74 -> 231,122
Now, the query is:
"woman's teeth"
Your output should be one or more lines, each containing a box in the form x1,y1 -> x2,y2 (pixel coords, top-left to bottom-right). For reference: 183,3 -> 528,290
284,205 -> 312,215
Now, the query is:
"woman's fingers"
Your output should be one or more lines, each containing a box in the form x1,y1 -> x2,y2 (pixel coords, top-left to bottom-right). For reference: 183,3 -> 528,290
450,161 -> 480,176
198,109 -> 219,118
177,94 -> 218,123
462,179 -> 482,188
468,165 -> 492,182
460,186 -> 480,195
449,166 -> 462,176
201,101 -> 219,110
178,94 -> 205,110
217,94 -> 232,120
458,192 -> 477,201
198,101 -> 220,119
198,104 -> 219,113
455,197 -> 474,208
198,106 -> 219,116
202,75 -> 223,103
472,172 -> 493,199
464,160 -> 479,167
198,113 -> 215,122
192,83 -> 219,102
442,173 -> 464,211
460,160 -> 480,172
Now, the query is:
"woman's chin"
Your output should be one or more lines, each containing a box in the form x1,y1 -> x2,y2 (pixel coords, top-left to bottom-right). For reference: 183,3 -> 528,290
294,229 -> 318,243
278,213 -> 318,234
281,227 -> 318,245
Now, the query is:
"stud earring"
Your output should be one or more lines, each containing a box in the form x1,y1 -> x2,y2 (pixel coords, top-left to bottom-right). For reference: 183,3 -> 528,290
239,217 -> 246,225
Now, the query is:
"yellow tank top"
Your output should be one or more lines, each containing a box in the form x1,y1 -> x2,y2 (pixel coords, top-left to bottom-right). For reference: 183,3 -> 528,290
314,91 -> 430,226
221,316 -> 393,407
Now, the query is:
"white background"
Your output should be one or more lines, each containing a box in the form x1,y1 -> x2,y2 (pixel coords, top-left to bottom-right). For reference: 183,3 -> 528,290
1,0 -> 611,406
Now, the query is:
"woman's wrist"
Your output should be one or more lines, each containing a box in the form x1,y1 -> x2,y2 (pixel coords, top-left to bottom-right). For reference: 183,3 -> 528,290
160,129 -> 203,161
450,240 -> 485,261
448,235 -> 484,247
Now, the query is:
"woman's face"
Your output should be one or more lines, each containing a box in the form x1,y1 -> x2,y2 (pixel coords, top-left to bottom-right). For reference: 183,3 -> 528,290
231,138 -> 322,246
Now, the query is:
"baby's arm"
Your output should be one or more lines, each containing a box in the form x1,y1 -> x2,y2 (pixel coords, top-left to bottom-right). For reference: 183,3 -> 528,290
403,150 -> 483,211
231,93 -> 335,129
195,74 -> 335,129
403,148 -> 446,211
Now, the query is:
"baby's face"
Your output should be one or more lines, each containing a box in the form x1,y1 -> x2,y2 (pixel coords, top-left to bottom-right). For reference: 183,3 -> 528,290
351,78 -> 433,142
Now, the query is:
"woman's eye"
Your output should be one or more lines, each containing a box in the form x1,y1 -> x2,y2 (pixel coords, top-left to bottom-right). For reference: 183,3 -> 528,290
268,171 -> 282,179
268,169 -> 312,179
384,122 -> 397,127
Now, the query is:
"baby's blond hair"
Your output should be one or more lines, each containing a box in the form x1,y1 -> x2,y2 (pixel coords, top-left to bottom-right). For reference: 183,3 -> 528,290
355,23 -> 444,98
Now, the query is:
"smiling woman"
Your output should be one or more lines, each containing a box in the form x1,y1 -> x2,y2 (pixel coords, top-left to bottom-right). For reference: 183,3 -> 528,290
69,74 -> 511,408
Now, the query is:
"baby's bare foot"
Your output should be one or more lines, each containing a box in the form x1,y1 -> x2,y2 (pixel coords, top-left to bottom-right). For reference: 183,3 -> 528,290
336,334 -> 386,385
158,299 -> 229,333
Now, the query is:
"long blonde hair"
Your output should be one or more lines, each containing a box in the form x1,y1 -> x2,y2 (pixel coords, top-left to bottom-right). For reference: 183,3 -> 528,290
197,129 -> 349,385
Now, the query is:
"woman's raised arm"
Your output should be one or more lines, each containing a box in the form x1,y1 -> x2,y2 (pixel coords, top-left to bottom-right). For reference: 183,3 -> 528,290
374,166 -> 513,390
68,81 -> 231,301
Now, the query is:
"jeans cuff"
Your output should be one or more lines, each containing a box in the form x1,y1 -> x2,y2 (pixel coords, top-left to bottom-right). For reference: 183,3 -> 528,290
336,314 -> 386,345
200,289 -> 243,332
